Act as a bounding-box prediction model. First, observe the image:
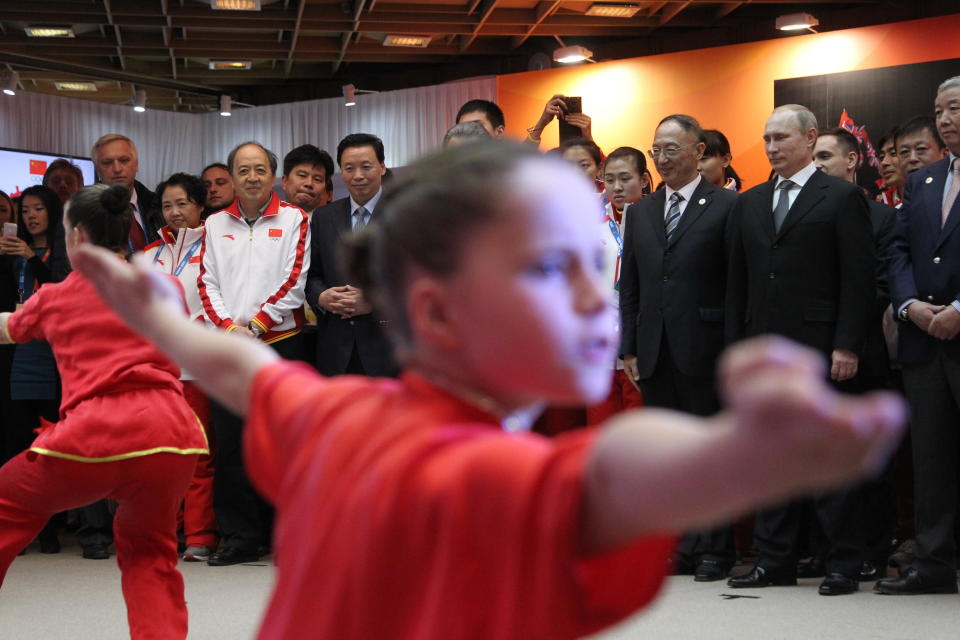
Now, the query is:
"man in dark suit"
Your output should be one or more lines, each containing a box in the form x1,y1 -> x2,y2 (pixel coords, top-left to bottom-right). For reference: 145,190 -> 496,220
814,126 -> 898,579
306,133 -> 398,377
619,114 -> 738,582
725,105 -> 876,596
877,76 -> 960,595
91,133 -> 161,248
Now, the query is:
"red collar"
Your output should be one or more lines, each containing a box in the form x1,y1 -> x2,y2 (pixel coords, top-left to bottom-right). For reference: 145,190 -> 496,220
223,191 -> 281,220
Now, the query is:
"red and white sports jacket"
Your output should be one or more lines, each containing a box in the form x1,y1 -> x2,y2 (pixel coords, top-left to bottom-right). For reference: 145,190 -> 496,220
144,224 -> 206,324
198,192 -> 310,344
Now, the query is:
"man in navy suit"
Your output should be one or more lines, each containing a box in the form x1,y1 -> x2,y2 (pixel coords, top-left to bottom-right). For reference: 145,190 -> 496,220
877,76 -> 960,595
620,114 -> 738,582
306,133 -> 398,377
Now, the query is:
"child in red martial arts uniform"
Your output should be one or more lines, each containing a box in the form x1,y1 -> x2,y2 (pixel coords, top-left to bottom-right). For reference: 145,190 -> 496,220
74,142 -> 904,640
0,184 -> 208,640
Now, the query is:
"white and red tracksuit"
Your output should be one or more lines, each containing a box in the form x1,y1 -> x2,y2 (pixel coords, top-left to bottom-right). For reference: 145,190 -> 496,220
198,192 -> 310,343
145,224 -> 218,550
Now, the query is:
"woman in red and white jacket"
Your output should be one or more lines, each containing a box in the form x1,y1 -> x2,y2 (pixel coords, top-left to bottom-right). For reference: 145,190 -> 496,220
144,172 -> 219,562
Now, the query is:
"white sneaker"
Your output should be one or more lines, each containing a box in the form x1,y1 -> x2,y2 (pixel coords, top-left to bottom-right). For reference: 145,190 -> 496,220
182,545 -> 214,562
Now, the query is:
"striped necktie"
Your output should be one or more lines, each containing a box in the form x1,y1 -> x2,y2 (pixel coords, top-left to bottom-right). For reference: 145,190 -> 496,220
942,158 -> 960,228
665,192 -> 684,241
353,206 -> 370,231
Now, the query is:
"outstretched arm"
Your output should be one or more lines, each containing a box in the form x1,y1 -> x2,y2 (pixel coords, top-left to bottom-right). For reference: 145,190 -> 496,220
71,245 -> 278,415
581,336 -> 905,554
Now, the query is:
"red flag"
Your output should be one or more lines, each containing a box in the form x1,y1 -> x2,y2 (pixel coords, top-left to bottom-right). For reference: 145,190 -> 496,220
838,109 -> 855,130
29,159 -> 47,175
269,228 -> 283,238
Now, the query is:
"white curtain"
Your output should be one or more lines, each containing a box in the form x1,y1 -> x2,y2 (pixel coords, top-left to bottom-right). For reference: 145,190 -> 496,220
0,76 -> 496,189
0,90 -> 201,191
199,77 -> 497,171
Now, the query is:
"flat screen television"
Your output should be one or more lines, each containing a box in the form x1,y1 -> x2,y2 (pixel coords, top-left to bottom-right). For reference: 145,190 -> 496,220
0,146 -> 96,199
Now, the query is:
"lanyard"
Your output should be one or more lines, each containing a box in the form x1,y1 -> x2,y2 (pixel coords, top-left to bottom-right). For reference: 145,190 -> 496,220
606,215 -> 623,257
605,212 -> 624,292
153,238 -> 202,277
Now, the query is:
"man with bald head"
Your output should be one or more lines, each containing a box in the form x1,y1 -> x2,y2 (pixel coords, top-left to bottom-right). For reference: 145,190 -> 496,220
726,104 -> 875,596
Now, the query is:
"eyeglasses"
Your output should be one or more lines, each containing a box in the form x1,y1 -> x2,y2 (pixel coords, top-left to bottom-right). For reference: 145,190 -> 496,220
647,143 -> 698,159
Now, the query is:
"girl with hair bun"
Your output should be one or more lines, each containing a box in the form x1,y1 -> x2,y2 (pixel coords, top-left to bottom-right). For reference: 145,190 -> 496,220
0,183 -> 208,639
72,143 -> 901,640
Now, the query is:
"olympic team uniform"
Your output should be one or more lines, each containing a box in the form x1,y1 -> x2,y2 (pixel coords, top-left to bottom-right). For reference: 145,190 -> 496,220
145,224 -> 218,556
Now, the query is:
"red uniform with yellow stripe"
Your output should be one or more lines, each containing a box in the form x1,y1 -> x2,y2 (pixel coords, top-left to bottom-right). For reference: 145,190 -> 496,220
198,192 -> 310,343
5,272 -> 208,462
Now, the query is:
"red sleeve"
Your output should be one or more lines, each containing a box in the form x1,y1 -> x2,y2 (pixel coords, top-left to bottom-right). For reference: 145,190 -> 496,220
402,428 -> 674,636
6,287 -> 47,343
244,360 -> 331,502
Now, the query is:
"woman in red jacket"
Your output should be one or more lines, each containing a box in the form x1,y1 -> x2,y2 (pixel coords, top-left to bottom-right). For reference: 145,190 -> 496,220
0,184 -> 208,640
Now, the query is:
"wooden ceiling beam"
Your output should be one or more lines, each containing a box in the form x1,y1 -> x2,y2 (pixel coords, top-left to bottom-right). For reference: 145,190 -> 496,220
658,0 -> 692,26
460,0 -> 500,52
713,1 -> 745,19
511,0 -> 561,49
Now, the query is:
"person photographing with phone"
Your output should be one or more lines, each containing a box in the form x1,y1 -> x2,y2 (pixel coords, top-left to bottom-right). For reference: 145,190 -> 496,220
526,94 -> 594,145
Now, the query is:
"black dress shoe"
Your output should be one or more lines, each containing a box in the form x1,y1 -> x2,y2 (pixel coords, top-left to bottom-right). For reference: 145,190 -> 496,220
207,547 -> 260,567
874,567 -> 958,595
727,565 -> 797,588
694,559 -> 731,582
819,572 -> 859,595
82,543 -> 110,560
39,536 -> 60,554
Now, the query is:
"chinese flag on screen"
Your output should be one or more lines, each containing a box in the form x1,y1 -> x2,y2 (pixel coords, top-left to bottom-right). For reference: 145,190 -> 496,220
29,159 -> 47,175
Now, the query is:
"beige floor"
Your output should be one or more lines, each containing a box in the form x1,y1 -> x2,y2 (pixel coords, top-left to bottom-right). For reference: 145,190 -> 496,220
3,542 -> 960,639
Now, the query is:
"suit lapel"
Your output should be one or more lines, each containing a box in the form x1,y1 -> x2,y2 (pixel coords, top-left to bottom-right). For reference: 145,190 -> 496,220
642,190 -> 667,247
667,180 -> 712,247
776,170 -> 827,238
336,198 -> 352,237
932,160 -> 960,249
756,178 -> 777,240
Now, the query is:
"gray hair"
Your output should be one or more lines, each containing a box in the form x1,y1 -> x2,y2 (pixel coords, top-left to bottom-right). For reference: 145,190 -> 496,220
773,104 -> 818,134
938,76 -> 960,95
442,121 -> 491,148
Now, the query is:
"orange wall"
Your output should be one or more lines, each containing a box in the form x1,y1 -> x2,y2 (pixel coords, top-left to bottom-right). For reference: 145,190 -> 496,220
497,14 -> 960,188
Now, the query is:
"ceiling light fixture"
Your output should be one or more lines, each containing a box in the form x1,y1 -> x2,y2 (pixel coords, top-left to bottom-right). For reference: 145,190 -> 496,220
383,35 -> 431,48
584,3 -> 641,18
55,81 -> 98,92
2,70 -> 19,96
343,84 -> 357,107
133,89 -> 146,113
208,60 -> 253,70
24,26 -> 76,38
210,0 -> 261,10
219,95 -> 232,116
553,45 -> 594,64
775,12 -> 819,32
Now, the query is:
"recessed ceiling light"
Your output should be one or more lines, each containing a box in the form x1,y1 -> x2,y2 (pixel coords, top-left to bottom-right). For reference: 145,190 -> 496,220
776,13 -> 819,31
585,3 -> 641,18
208,60 -> 253,70
383,35 -> 431,48
210,0 -> 261,9
55,81 -> 98,92
24,26 -> 75,38
553,45 -> 593,64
